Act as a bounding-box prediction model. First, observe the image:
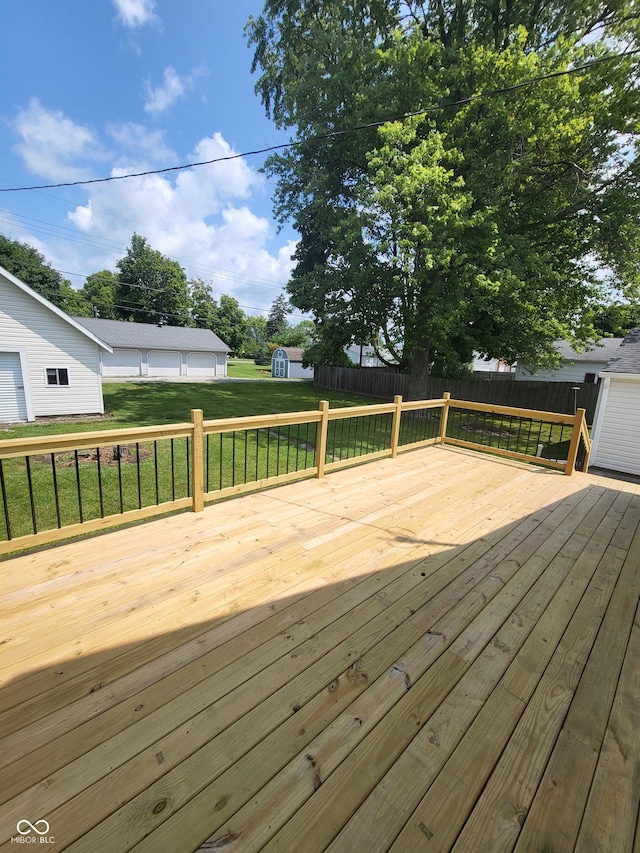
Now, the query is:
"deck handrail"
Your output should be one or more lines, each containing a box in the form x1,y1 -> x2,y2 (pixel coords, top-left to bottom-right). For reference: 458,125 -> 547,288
0,395 -> 589,555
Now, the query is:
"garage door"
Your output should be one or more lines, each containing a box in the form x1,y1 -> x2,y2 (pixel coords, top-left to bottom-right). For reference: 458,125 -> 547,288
187,352 -> 216,378
102,348 -> 141,377
0,352 -> 28,422
592,378 -> 640,476
148,350 -> 181,377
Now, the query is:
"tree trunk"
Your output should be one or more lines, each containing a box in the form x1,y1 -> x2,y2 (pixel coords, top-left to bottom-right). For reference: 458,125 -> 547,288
408,343 -> 431,400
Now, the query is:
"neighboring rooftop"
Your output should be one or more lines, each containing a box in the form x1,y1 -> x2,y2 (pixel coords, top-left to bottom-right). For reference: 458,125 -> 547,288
555,337 -> 623,362
601,327 -> 640,374
74,317 -> 229,352
274,347 -> 305,361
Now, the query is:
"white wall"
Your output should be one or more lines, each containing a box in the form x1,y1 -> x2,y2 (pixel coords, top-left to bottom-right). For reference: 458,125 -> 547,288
515,361 -> 605,383
590,375 -> 640,476
0,274 -> 104,417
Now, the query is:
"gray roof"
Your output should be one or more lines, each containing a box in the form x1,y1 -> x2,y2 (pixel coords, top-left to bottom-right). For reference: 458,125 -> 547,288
602,328 -> 640,374
74,317 -> 229,353
556,338 -> 623,363
273,347 -> 305,362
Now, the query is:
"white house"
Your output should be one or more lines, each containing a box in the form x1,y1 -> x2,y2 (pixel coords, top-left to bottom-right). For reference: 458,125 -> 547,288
74,318 -> 230,379
515,338 -> 623,384
589,328 -> 640,476
0,266 -> 111,423
271,347 -> 314,379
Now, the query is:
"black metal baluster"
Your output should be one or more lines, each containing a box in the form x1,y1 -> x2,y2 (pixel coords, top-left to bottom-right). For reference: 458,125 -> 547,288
152,440 -> 158,504
0,460 -> 11,540
25,457 -> 37,534
276,426 -> 281,474
205,435 -> 210,493
232,431 -> 236,486
51,453 -> 62,528
186,437 -> 190,496
219,434 -> 224,490
255,430 -> 260,481
74,450 -> 84,524
286,425 -> 292,473
266,428 -> 270,478
170,439 -> 176,501
244,431 -> 248,483
96,447 -> 105,517
117,445 -> 124,513
136,443 -> 142,509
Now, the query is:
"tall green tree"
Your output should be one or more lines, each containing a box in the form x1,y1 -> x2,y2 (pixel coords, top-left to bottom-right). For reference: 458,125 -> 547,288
188,278 -> 219,329
247,1 -> 640,387
0,234 -> 90,315
214,294 -> 248,354
115,234 -> 190,326
80,270 -> 119,319
265,293 -> 290,339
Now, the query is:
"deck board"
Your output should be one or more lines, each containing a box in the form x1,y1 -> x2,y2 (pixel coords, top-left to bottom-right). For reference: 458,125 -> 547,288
1,445 -> 639,852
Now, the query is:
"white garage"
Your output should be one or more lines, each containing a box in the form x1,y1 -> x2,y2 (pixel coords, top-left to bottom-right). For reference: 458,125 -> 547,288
590,329 -> 640,476
75,318 -> 230,379
102,348 -> 141,377
187,352 -> 217,377
0,267 -> 110,422
148,350 -> 181,377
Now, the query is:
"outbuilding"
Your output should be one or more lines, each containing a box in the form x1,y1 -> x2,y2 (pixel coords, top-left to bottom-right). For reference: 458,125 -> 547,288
590,328 -> 640,476
0,265 -> 111,423
515,338 -> 623,384
75,318 -> 230,379
271,347 -> 314,379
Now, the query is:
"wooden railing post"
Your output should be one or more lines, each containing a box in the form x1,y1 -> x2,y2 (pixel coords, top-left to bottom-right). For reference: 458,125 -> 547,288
390,395 -> 403,458
440,392 -> 451,444
564,407 -> 586,476
315,400 -> 329,478
191,408 -> 204,511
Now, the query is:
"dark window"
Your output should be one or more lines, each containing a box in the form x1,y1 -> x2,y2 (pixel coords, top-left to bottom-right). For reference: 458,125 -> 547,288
46,368 -> 69,386
584,373 -> 596,384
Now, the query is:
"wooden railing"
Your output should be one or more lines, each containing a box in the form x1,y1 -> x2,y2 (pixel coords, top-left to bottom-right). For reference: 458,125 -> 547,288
0,396 -> 591,555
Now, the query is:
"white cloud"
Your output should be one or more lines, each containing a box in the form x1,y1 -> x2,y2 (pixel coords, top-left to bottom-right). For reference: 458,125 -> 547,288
112,0 -> 158,28
12,99 -> 108,181
58,128 -> 294,313
144,66 -> 205,115
106,122 -> 176,165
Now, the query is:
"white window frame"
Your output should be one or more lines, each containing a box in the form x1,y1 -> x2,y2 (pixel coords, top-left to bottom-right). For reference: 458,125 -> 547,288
45,367 -> 70,387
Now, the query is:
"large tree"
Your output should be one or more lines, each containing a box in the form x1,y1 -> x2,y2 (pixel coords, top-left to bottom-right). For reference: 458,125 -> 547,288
247,1 -> 640,388
115,234 -> 190,326
80,270 -> 119,319
0,234 -> 90,315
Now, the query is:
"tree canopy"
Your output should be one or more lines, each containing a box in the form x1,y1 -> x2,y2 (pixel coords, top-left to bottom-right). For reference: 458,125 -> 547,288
0,234 -> 90,315
247,0 -> 640,386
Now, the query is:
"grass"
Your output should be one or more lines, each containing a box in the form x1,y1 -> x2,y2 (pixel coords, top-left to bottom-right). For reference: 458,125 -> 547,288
227,359 -> 274,380
0,380 -> 381,439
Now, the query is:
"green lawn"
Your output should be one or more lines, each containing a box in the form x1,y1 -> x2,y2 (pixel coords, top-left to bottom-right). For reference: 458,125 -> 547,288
0,380 -> 381,440
227,359 -> 274,380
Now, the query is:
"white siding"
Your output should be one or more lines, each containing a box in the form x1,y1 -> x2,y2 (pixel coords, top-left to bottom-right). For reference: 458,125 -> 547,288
591,377 -> 640,476
0,351 -> 28,421
103,348 -> 141,377
148,350 -> 181,376
515,361 -> 604,383
187,352 -> 217,377
289,362 -> 314,379
0,275 -> 104,417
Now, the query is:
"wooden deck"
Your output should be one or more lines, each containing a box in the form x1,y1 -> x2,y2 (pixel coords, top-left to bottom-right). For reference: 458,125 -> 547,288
1,446 -> 639,852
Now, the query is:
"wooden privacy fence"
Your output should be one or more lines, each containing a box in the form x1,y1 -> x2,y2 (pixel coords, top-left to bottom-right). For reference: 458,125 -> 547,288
0,396 -> 591,555
314,365 -> 601,423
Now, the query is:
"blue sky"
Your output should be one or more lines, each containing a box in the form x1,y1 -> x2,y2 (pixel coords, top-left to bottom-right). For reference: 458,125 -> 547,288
0,0 -> 299,317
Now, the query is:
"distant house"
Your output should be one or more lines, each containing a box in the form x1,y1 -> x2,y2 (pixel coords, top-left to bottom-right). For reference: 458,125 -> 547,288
0,265 -> 110,423
74,318 -> 229,379
472,354 -> 514,374
345,344 -> 386,368
515,339 -> 623,384
590,328 -> 640,476
271,347 -> 314,379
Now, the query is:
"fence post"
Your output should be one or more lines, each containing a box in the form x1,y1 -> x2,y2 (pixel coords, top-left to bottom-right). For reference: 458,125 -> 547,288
191,408 -> 204,511
315,400 -> 329,478
440,392 -> 451,444
390,395 -> 403,458
564,407 -> 586,476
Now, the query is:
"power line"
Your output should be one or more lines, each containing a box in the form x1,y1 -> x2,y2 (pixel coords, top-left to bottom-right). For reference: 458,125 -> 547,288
1,49 -> 637,194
